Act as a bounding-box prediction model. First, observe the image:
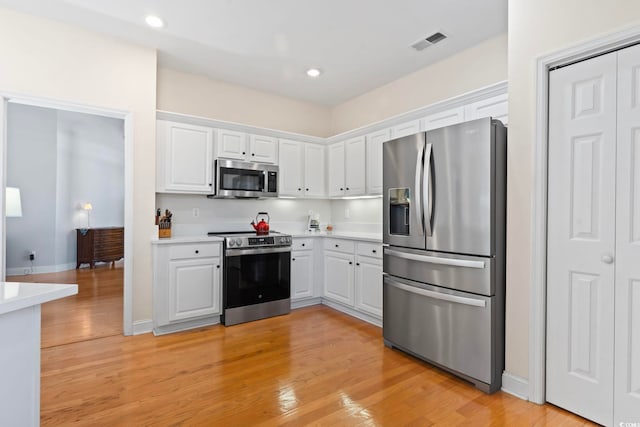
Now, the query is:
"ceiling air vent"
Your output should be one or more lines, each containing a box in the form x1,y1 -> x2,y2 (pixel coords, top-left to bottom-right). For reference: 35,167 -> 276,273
410,32 -> 447,51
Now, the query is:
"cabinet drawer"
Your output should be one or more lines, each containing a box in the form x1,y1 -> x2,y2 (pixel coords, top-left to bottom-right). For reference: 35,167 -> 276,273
169,243 -> 221,260
323,238 -> 354,253
292,238 -> 314,251
356,242 -> 382,259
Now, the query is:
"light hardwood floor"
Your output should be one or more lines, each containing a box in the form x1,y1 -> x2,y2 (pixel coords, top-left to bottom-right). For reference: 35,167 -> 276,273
39,302 -> 594,426
7,262 -> 123,348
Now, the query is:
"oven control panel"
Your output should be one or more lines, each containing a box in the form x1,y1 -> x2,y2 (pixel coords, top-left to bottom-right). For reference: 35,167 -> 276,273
248,237 -> 274,246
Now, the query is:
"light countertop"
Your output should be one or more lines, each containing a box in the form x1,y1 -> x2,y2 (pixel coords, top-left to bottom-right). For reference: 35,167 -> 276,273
0,282 -> 78,316
151,235 -> 225,245
150,231 -> 382,244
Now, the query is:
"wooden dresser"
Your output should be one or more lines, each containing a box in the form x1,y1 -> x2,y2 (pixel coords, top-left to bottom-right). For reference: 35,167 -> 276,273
76,227 -> 124,269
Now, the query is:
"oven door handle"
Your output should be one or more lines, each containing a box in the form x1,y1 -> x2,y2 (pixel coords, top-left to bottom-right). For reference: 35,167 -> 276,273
225,246 -> 292,256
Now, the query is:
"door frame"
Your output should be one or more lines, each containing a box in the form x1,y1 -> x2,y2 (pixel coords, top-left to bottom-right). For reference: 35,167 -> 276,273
530,25 -> 640,404
0,92 -> 134,336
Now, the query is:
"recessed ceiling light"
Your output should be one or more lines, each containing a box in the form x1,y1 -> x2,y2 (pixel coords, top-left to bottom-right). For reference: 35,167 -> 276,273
145,15 -> 165,28
306,68 -> 322,78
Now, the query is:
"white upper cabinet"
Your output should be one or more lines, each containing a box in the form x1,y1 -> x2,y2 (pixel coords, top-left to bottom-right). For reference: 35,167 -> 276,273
216,130 -> 277,164
421,106 -> 466,131
365,128 -> 390,195
465,93 -> 508,125
157,120 -> 214,194
304,144 -> 325,197
216,129 -> 247,160
328,142 -> 346,197
278,139 -> 304,196
390,119 -> 421,139
248,134 -> 278,163
344,136 -> 366,196
278,139 -> 325,197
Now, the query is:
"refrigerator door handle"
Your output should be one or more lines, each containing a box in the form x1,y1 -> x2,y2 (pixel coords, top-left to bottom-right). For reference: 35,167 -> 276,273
415,143 -> 425,236
385,248 -> 486,269
424,143 -> 433,236
385,277 -> 486,307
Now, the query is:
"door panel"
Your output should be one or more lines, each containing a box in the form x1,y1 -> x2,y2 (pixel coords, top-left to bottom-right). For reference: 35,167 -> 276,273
614,42 -> 640,425
426,118 -> 495,256
382,133 -> 426,249
546,51 -> 617,426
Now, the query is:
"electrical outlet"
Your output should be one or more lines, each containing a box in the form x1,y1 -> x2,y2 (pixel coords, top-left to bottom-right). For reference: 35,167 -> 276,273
193,208 -> 199,218
29,251 -> 36,261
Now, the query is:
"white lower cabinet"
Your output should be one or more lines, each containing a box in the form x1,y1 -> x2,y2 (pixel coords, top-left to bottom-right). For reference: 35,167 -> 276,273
291,250 -> 314,300
322,238 -> 382,320
153,241 -> 222,334
354,254 -> 383,317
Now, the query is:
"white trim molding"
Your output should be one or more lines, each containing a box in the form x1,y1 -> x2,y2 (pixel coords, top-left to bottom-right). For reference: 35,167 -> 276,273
502,372 -> 529,400
132,319 -> 153,335
529,23 -> 640,405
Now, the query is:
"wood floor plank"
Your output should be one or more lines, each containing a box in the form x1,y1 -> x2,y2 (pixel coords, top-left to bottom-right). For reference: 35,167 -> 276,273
40,302 -> 595,426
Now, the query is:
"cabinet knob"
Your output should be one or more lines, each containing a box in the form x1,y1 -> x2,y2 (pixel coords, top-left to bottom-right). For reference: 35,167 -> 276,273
195,250 -> 199,254
292,258 -> 296,261
302,243 -> 305,247
298,188 -> 302,191
356,262 -> 360,266
242,151 -> 246,155
306,188 -> 309,191
340,188 -> 344,191
335,244 -> 339,248
372,249 -> 377,253
209,183 -> 213,186
346,187 -> 350,190
252,153 -> 255,156
217,265 -> 220,268
349,261 -> 353,265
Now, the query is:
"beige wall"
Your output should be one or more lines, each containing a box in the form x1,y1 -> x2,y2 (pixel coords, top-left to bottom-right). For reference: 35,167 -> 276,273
329,34 -> 508,134
507,1 -> 640,379
157,68 -> 332,138
0,7 -> 157,322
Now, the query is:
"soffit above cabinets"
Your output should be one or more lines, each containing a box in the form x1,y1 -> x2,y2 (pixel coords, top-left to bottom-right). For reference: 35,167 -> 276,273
0,0 -> 506,106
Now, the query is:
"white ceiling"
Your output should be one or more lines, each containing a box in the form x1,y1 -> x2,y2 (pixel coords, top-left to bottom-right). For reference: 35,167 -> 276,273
0,0 -> 507,106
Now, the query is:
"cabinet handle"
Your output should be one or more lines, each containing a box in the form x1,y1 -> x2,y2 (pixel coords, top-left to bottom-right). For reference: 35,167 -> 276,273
349,261 -> 353,265
195,250 -> 199,254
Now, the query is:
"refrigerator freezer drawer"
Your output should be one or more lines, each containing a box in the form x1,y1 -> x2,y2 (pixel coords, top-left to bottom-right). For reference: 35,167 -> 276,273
383,275 -> 501,392
383,246 -> 494,296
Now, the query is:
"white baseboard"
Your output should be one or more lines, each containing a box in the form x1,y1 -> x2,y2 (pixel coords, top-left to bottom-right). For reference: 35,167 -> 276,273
501,372 -> 529,400
6,262 -> 76,276
321,299 -> 382,327
132,319 -> 153,335
291,297 -> 322,310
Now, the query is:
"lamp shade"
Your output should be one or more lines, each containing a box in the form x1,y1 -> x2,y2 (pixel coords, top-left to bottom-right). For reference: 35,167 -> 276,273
83,203 -> 93,211
6,187 -> 22,217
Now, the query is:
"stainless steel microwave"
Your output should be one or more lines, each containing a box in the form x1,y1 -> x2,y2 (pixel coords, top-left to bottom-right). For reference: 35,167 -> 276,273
210,159 -> 278,198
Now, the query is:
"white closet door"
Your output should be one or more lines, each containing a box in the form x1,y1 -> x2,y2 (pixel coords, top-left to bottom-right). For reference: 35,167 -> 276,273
546,51 -> 617,426
615,43 -> 640,425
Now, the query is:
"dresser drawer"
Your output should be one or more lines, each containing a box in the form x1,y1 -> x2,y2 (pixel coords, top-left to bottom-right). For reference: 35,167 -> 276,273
323,238 -> 354,254
292,238 -> 314,251
169,243 -> 221,260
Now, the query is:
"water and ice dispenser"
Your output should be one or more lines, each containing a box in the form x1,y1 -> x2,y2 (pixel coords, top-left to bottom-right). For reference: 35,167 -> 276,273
389,188 -> 410,236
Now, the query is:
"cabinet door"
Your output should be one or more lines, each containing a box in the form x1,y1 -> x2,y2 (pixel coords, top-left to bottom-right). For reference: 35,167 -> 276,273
168,257 -> 221,322
421,106 -> 465,131
327,142 -> 345,197
249,134 -> 278,164
344,136 -> 366,196
291,251 -> 314,299
305,144 -> 326,197
323,251 -> 354,306
216,129 -> 247,160
391,119 -> 421,139
365,129 -> 390,195
355,256 -> 383,317
157,120 -> 214,193
278,139 -> 304,196
465,93 -> 508,125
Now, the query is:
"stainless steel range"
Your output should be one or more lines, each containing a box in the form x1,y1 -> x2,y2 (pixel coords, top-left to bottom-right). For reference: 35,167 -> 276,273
208,231 -> 292,326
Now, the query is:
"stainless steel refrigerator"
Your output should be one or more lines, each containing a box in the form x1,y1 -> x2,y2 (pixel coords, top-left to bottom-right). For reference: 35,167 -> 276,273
382,117 -> 506,393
